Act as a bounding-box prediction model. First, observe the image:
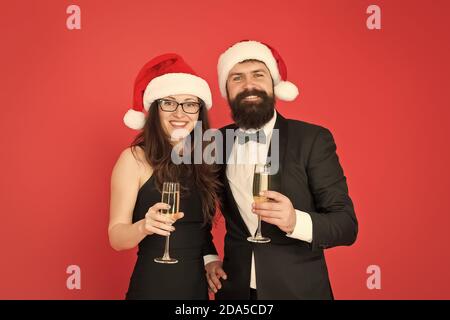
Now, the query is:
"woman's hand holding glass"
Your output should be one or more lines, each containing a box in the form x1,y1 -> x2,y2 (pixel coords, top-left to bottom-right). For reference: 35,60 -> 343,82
141,203 -> 184,236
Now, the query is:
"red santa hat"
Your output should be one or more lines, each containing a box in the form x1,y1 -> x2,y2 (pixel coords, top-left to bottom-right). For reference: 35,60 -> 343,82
217,40 -> 299,101
124,53 -> 213,130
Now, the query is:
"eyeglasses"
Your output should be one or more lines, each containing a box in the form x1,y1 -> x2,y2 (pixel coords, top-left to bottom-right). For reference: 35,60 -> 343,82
158,99 -> 202,114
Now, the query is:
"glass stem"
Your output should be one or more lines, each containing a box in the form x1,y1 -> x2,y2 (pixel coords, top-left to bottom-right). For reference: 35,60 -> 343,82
256,215 -> 263,238
162,234 -> 171,259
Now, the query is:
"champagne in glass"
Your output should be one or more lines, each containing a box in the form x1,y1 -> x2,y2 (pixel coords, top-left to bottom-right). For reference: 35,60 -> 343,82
154,182 -> 180,264
248,164 -> 271,243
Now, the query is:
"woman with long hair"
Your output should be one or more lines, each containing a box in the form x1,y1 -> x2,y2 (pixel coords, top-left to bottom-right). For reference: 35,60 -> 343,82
108,54 -> 221,299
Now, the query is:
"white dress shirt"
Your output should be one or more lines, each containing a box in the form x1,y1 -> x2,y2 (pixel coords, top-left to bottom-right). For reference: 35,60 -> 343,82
204,111 -> 313,290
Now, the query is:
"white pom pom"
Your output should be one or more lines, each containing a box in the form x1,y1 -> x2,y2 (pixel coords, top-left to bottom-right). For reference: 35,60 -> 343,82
274,81 -> 299,101
123,109 -> 146,130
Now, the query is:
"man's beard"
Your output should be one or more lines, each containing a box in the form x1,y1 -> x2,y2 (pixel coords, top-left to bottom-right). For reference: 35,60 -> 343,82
228,89 -> 275,130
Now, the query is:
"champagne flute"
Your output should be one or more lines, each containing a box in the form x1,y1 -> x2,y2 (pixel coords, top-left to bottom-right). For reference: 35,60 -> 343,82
154,182 -> 180,264
247,164 -> 271,243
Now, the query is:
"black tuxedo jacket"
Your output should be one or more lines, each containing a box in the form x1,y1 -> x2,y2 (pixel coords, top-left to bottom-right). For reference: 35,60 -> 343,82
215,113 -> 358,300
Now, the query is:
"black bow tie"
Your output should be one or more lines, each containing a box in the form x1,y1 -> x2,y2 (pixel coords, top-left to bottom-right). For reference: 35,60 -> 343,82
237,129 -> 267,145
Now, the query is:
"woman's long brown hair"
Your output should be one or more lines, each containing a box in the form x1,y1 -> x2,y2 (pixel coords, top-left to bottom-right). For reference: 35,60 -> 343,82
130,100 -> 221,225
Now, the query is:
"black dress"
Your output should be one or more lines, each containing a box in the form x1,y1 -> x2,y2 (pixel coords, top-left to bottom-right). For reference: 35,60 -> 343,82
125,174 -> 216,300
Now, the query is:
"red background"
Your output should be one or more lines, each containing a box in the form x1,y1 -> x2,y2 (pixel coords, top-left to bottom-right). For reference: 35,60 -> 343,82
1,0 -> 449,299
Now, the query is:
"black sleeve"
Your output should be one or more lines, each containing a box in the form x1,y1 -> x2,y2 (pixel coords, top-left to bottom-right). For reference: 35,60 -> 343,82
306,127 -> 358,252
202,221 -> 218,257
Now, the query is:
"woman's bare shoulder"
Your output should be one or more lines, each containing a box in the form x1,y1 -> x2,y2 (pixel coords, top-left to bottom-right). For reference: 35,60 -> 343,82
111,146 -> 152,191
112,147 -> 137,178
115,146 -> 148,169
116,146 -> 152,183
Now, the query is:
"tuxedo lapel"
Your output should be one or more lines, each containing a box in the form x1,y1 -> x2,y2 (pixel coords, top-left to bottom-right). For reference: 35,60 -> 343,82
267,112 -> 288,194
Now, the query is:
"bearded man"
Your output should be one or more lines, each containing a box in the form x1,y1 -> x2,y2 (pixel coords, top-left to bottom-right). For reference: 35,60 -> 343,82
205,40 -> 358,300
